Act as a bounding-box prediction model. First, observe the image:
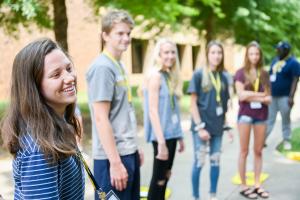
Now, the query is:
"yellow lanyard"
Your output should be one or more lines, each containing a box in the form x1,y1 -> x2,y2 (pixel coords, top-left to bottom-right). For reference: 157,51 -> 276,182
272,60 -> 286,74
253,70 -> 260,92
103,50 -> 132,103
209,72 -> 221,103
162,72 -> 175,110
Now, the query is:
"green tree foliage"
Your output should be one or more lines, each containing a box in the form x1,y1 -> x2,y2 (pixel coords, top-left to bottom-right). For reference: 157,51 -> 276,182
92,0 -> 300,60
0,0 -> 69,51
2,0 -> 300,60
0,0 -> 51,35
89,0 -> 199,31
181,0 -> 300,60
231,0 -> 300,60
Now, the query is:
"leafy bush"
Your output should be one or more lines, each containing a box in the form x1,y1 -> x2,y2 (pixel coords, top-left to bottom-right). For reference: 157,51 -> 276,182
183,80 -> 190,95
132,86 -> 139,97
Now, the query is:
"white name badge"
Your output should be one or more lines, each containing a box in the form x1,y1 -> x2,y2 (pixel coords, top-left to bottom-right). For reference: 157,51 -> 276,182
129,108 -> 137,130
250,102 -> 262,109
216,106 -> 223,116
172,114 -> 179,124
270,74 -> 276,82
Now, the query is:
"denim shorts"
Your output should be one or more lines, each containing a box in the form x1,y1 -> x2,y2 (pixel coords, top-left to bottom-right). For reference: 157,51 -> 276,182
237,115 -> 266,125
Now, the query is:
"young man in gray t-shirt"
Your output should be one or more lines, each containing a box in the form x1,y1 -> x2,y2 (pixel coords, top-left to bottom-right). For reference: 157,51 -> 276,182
86,10 -> 143,200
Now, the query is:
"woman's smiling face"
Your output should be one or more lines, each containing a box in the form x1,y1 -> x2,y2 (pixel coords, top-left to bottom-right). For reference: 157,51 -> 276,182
159,42 -> 177,69
40,49 -> 77,115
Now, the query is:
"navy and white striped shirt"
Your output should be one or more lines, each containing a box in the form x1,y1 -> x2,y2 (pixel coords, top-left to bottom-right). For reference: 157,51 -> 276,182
13,134 -> 85,200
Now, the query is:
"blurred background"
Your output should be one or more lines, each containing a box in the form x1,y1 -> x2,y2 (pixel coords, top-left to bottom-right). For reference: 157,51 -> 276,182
1,0 -> 300,199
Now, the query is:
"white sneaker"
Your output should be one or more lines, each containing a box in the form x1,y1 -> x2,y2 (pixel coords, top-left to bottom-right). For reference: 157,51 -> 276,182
283,140 -> 292,150
210,194 -> 218,200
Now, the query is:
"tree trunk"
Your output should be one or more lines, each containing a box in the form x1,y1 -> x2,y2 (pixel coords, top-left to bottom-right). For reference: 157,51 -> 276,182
204,11 -> 214,46
52,0 -> 68,52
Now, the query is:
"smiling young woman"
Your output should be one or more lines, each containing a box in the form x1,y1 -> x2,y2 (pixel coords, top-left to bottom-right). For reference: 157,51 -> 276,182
188,41 -> 230,200
143,38 -> 184,200
1,38 -> 85,200
234,41 -> 271,199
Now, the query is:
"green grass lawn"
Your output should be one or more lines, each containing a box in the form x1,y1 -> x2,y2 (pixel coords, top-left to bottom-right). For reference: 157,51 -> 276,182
277,127 -> 300,153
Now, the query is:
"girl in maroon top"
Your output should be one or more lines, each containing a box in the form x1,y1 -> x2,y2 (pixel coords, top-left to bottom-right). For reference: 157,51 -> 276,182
234,41 -> 271,199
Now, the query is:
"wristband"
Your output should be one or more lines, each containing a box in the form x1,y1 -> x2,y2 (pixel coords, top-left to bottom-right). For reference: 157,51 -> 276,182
194,122 -> 206,131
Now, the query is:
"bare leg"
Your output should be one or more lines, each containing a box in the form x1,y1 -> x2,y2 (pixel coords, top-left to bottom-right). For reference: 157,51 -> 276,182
238,123 -> 251,188
253,124 -> 266,188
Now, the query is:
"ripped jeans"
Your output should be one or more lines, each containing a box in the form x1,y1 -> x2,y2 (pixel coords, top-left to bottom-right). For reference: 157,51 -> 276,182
191,131 -> 222,199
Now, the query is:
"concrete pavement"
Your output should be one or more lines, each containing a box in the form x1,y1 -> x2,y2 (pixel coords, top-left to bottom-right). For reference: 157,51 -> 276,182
138,117 -> 300,200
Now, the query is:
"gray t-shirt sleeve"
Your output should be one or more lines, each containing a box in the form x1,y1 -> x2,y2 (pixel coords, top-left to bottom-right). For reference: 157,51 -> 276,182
88,65 -> 115,102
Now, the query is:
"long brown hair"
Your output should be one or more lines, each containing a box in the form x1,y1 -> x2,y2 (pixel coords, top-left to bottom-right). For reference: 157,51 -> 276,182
1,38 -> 81,162
243,41 -> 269,93
202,40 -> 225,90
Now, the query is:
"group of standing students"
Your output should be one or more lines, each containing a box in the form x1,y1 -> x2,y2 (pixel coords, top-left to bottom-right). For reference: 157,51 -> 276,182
4,8 -> 299,200
188,41 -> 270,200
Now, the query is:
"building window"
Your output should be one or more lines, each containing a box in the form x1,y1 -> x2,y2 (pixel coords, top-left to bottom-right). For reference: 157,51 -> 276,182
176,44 -> 185,68
132,39 -> 147,74
192,46 -> 200,70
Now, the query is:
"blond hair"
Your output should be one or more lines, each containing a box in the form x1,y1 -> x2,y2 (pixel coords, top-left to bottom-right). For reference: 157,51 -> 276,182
144,38 -> 182,97
100,10 -> 134,49
101,9 -> 134,33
